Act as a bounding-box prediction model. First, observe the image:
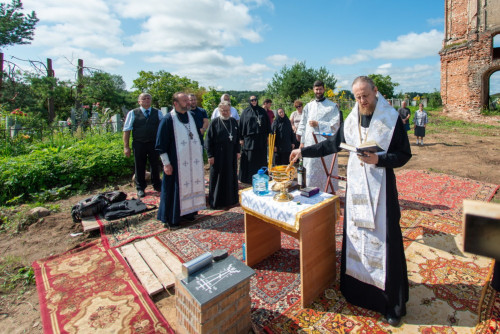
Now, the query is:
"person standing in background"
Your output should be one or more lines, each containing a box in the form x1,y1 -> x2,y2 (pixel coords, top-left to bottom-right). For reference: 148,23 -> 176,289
263,98 -> 275,125
211,93 -> 240,121
188,93 -> 209,142
398,101 -> 411,132
123,93 -> 163,198
238,96 -> 271,184
296,80 -> 341,191
413,103 -> 428,146
271,108 -> 295,165
205,101 -> 241,209
289,99 -> 303,147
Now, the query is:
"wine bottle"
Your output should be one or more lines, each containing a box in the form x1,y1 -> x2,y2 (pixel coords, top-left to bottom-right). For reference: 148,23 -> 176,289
297,159 -> 306,189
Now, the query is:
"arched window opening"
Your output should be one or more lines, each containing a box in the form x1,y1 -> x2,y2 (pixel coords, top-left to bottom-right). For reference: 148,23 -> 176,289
493,34 -> 500,60
489,71 -> 500,111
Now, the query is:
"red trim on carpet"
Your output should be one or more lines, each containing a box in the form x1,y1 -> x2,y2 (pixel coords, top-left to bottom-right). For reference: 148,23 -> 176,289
33,239 -> 175,334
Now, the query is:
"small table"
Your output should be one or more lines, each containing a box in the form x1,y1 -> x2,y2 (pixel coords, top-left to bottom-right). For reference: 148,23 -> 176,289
240,188 -> 339,307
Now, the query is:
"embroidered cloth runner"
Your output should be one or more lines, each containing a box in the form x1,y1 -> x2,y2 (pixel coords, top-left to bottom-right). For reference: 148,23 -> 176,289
240,188 -> 334,232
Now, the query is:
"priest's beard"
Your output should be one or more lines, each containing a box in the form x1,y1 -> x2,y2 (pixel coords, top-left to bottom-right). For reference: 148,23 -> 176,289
359,99 -> 377,116
220,115 -> 230,120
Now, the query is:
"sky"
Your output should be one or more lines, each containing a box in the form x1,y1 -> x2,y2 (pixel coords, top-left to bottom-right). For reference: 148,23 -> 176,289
4,0 -> 450,94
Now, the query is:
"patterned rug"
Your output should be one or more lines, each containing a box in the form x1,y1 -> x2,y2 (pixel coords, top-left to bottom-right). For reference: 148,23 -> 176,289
33,239 -> 174,333
155,202 -> 499,333
396,170 -> 499,220
265,209 -> 496,333
155,206 -> 304,331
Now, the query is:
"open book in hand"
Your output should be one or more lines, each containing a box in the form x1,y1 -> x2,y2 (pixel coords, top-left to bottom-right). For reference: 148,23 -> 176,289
339,141 -> 385,156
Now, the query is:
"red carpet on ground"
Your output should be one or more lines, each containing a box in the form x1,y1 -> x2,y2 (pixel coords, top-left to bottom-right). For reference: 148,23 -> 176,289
156,170 -> 499,333
33,239 -> 174,334
396,169 -> 499,220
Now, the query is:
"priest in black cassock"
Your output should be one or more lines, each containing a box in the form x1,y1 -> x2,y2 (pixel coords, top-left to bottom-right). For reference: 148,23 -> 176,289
271,108 -> 295,166
238,96 -> 271,184
204,101 -> 241,209
155,92 -> 206,228
291,76 -> 412,327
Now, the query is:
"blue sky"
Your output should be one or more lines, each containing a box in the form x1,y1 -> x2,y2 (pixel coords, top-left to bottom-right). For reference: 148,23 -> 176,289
5,0 -> 447,94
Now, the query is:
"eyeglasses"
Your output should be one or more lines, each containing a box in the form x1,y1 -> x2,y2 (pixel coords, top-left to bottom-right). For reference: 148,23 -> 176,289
250,99 -> 257,101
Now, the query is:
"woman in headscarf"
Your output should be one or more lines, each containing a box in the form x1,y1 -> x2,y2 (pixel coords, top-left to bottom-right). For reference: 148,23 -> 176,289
238,96 -> 271,184
271,108 -> 295,166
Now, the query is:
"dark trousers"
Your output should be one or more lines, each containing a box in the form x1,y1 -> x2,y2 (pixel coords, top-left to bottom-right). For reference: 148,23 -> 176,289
132,141 -> 162,191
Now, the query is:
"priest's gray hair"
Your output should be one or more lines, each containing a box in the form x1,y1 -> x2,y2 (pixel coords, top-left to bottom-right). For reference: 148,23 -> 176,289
218,101 -> 231,109
220,93 -> 231,102
352,76 -> 376,90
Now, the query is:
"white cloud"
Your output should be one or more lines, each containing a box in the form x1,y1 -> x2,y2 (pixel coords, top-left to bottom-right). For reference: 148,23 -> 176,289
331,54 -> 369,65
374,63 -> 393,75
331,30 -> 443,65
114,0 -> 263,53
175,62 -> 271,89
265,54 -> 296,66
24,0 -> 126,54
427,17 -> 444,26
146,50 -> 244,67
387,63 -> 441,92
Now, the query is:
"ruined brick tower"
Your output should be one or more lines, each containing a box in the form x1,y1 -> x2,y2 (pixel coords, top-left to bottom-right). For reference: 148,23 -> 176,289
440,0 -> 500,113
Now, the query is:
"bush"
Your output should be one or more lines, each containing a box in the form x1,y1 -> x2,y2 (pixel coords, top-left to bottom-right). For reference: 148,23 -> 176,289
0,132 -> 134,205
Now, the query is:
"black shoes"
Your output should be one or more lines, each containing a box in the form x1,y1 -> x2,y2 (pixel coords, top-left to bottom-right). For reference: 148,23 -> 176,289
165,223 -> 181,231
137,190 -> 145,198
181,213 -> 197,222
386,315 -> 402,327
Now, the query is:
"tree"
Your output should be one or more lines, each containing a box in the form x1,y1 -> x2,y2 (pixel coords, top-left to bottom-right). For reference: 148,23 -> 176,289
368,74 -> 399,98
132,70 -> 201,109
0,0 -> 38,49
80,71 -> 135,113
201,88 -> 219,118
266,61 -> 337,102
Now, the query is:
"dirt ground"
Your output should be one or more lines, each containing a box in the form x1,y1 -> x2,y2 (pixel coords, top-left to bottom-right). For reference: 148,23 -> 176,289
0,113 -> 499,333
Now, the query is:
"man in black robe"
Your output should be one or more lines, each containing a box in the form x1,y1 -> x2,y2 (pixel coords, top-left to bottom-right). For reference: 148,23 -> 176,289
290,76 -> 412,327
238,96 -> 271,184
204,101 -> 241,209
271,108 -> 295,166
156,92 -> 205,228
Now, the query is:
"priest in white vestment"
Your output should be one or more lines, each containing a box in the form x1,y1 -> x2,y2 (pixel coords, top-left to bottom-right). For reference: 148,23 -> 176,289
296,80 -> 341,191
290,76 -> 412,327
156,92 -> 206,228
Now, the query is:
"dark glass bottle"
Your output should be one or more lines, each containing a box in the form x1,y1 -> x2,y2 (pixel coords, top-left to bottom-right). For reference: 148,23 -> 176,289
297,159 -> 306,189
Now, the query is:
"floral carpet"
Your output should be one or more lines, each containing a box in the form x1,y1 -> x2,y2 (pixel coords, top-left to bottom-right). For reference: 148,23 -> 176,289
156,206 -> 303,330
156,171 -> 499,333
396,169 -> 499,220
33,239 -> 174,334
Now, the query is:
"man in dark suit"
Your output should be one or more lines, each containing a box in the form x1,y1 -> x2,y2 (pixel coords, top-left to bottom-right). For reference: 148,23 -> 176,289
123,93 -> 163,198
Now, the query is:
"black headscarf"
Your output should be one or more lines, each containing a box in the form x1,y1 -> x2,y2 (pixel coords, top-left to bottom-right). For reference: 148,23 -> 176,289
249,97 -> 260,111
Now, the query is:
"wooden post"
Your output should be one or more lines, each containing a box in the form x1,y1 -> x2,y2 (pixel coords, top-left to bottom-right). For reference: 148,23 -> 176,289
0,52 -> 3,99
75,59 -> 84,110
47,58 -> 55,123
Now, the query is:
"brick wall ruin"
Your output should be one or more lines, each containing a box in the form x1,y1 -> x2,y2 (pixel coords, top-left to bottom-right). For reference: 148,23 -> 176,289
440,0 -> 500,114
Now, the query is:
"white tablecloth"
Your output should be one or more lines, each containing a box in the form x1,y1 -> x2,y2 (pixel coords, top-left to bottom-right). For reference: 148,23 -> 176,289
240,188 -> 335,232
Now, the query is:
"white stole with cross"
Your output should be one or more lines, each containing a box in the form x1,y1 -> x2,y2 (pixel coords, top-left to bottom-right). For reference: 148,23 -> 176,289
343,93 -> 398,290
171,110 -> 206,215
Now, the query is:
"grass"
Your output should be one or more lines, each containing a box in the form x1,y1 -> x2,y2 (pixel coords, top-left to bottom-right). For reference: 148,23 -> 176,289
411,107 -> 499,136
0,255 -> 35,294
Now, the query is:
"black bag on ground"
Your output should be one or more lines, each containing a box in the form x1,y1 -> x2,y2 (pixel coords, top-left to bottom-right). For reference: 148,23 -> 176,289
102,199 -> 157,221
71,191 -> 127,223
